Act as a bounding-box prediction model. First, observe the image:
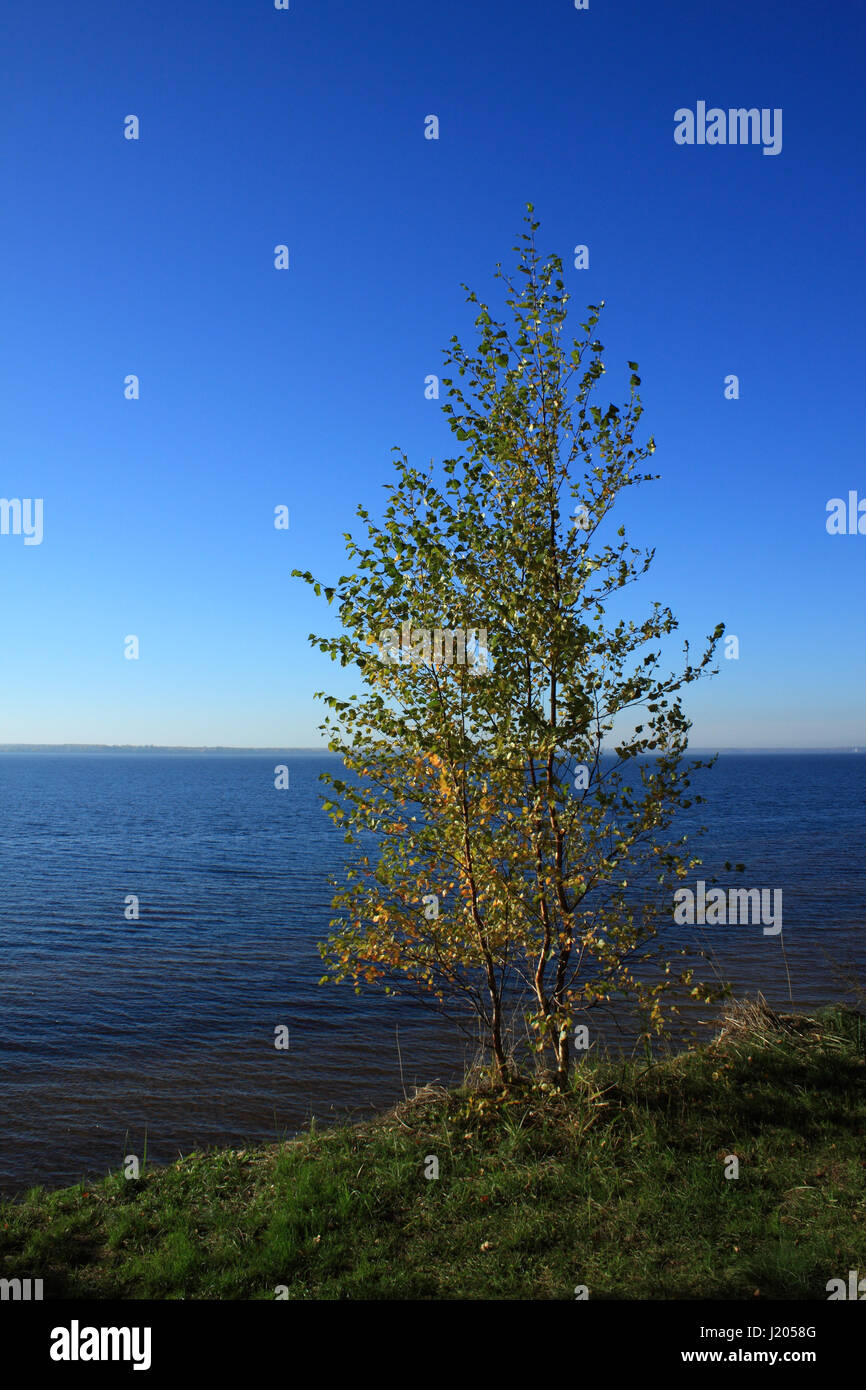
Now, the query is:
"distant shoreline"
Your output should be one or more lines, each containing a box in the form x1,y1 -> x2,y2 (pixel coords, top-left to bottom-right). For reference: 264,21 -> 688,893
0,745 -> 336,754
0,745 -> 862,756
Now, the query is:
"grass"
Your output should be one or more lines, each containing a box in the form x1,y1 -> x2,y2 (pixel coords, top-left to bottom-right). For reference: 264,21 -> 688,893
1,1000 -> 864,1300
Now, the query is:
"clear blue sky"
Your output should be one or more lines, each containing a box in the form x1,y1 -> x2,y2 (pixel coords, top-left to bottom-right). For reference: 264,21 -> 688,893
1,0 -> 863,748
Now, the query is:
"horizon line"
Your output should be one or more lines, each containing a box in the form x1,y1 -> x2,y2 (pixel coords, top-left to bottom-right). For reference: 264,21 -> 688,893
0,743 -> 862,754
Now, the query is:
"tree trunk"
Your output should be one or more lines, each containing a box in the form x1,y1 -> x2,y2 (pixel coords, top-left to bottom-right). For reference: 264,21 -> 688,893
553,1022 -> 570,1088
488,978 -> 510,1083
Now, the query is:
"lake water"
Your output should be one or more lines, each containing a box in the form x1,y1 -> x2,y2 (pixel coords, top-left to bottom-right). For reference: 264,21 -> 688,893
0,750 -> 863,1194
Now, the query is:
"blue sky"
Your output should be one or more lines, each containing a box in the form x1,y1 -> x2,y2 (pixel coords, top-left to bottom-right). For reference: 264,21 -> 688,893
0,0 -> 863,748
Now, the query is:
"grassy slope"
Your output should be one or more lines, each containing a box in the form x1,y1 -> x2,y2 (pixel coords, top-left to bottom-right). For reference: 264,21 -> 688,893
1,1003 -> 864,1300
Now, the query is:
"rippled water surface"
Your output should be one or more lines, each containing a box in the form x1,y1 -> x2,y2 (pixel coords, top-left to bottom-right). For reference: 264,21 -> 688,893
0,751 -> 863,1193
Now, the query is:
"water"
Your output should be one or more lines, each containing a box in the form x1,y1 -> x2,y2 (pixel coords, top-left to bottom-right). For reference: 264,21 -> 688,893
0,750 -> 863,1194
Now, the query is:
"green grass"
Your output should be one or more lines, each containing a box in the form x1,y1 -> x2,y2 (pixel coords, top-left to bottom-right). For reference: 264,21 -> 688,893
2,1001 -> 864,1299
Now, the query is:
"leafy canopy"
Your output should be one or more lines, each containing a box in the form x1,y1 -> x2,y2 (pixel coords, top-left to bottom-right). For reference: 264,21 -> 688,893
293,208 -> 727,1081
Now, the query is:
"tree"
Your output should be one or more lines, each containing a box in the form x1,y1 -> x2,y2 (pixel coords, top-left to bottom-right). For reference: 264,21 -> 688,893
293,207 -> 727,1085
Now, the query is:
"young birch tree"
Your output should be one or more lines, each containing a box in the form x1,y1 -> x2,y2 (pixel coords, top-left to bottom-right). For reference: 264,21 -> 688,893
294,208 -> 726,1085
